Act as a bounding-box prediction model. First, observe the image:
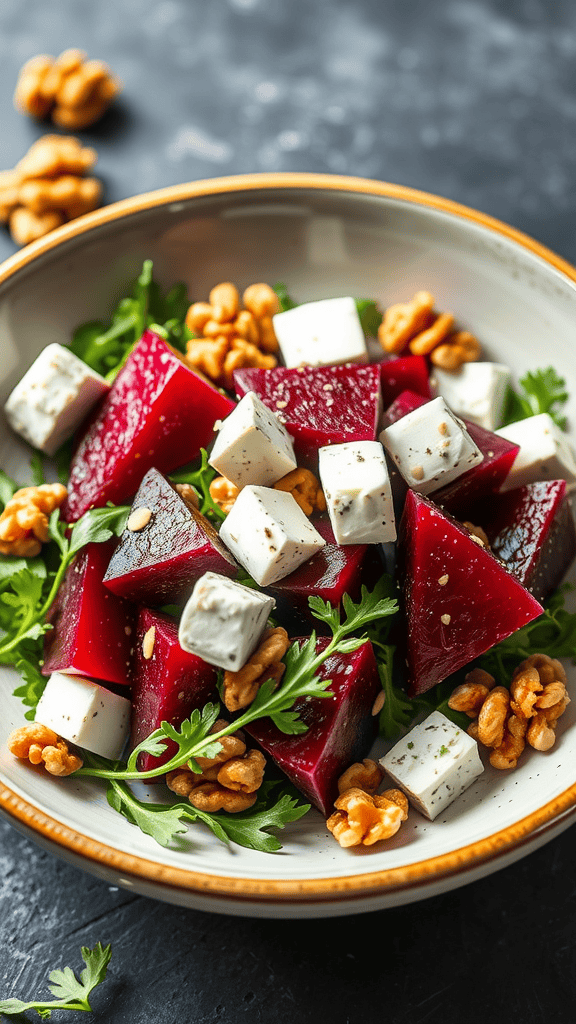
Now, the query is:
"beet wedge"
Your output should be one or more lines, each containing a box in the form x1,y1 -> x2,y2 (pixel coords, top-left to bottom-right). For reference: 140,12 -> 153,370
400,491 -> 543,697
246,636 -> 381,816
233,363 -> 381,465
63,330 -> 235,521
103,467 -> 237,605
478,480 -> 576,602
43,540 -> 135,687
131,608 -> 217,773
379,355 -> 431,406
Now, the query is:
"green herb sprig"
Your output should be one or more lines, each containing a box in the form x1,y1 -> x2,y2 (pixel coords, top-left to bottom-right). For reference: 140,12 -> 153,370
0,942 -> 111,1019
502,366 -> 569,430
69,260 -> 191,382
169,447 -> 226,525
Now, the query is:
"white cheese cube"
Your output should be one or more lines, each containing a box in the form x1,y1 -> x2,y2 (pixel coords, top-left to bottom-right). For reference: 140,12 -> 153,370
209,391 -> 297,489
433,362 -> 511,431
272,297 -> 368,368
178,571 -> 275,671
495,413 -> 576,491
319,440 -> 396,544
35,672 -> 130,760
219,485 -> 325,586
380,396 -> 483,495
380,711 -> 484,820
4,344 -> 109,456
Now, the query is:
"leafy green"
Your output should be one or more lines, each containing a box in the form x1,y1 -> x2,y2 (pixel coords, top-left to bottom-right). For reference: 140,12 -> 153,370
502,366 -> 569,430
106,772 -> 309,852
0,942 -> 112,1018
355,298 -> 383,337
273,281 -> 297,311
169,447 -> 226,525
0,504 -> 129,716
0,469 -> 18,511
29,453 -> 46,486
69,260 -> 191,380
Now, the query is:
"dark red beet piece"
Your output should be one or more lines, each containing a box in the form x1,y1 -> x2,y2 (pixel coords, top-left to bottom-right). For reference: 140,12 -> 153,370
382,391 -> 520,516
131,608 -> 217,772
103,467 -> 237,605
63,330 -> 235,522
379,355 -> 432,406
246,637 -> 380,816
399,491 -> 543,697
476,480 -> 576,602
233,363 -> 381,465
43,540 -> 135,686
265,516 -> 367,631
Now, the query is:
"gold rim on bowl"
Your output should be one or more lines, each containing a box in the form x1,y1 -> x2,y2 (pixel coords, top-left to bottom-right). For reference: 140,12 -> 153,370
1,171 -> 576,905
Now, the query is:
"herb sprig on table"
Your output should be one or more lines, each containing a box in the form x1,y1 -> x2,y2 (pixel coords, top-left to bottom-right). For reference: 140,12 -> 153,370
0,942 -> 111,1019
70,579 -> 398,850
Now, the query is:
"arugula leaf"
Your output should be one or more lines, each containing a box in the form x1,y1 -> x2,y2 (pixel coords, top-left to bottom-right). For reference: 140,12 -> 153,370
502,366 -> 569,430
0,469 -> 18,511
107,778 -> 197,847
355,298 -> 383,337
194,789 -> 310,853
169,448 -> 226,525
0,942 -> 112,1017
67,504 -> 130,556
478,585 -> 576,679
69,260 -> 190,378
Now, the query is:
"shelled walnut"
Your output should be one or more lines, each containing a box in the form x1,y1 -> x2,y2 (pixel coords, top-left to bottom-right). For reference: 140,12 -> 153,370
222,627 -> 290,712
8,723 -> 83,776
185,282 -> 281,389
14,49 -> 120,129
448,654 -> 570,768
0,135 -> 101,245
166,720 -> 266,812
326,758 -> 408,848
378,289 -> 481,372
0,482 -> 67,556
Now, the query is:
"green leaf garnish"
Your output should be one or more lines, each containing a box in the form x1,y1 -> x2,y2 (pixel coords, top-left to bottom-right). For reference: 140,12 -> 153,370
502,366 -> 569,430
273,281 -> 297,311
169,448 -> 226,525
0,942 -> 112,1017
355,298 -> 383,337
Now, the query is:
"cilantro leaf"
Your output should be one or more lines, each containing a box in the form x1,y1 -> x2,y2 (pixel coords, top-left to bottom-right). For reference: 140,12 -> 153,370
273,281 -> 297,311
355,298 -> 383,337
502,366 -> 569,430
68,504 -> 130,556
0,942 -> 112,1017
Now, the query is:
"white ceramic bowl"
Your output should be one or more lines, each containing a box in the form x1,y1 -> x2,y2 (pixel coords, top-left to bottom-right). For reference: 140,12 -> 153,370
1,173 -> 575,918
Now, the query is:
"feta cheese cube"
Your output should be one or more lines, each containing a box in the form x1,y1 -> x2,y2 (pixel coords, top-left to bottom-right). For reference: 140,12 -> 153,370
272,297 -> 368,368
380,711 -> 484,820
380,396 -> 483,495
5,344 -> 109,456
319,440 -> 396,544
178,571 -> 275,671
35,672 -> 130,760
219,485 -> 325,586
209,391 -> 297,488
495,412 -> 576,491
433,362 -> 511,431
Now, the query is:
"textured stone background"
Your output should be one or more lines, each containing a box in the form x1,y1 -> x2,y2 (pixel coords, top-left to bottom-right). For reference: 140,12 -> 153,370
1,1 -> 576,1021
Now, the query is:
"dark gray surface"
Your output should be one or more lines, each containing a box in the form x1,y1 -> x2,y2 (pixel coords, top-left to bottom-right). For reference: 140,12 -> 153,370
1,1 -> 576,1021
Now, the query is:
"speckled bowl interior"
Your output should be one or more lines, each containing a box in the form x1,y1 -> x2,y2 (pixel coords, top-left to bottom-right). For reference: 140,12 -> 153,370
0,174 -> 575,918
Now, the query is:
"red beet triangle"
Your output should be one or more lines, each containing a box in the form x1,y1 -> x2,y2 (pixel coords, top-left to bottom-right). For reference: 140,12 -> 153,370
103,467 -> 237,605
63,330 -> 235,522
42,540 -> 135,687
383,389 -> 520,516
379,355 -> 432,406
476,480 -> 576,602
399,491 -> 543,697
246,636 -> 381,817
233,363 -> 381,464
131,608 -> 217,773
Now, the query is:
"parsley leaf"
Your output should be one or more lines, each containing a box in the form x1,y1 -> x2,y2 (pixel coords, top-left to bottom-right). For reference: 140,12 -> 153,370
0,469 -> 18,510
355,298 -> 383,337
478,585 -> 576,679
273,281 -> 297,311
502,366 -> 569,430
0,942 -> 112,1017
